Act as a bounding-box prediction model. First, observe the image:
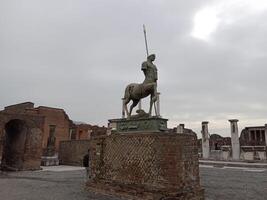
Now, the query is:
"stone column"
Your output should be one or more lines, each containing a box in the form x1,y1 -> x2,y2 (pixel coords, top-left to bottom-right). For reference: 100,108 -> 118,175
229,119 -> 240,160
201,121 -> 210,159
265,124 -> 267,146
177,124 -> 184,134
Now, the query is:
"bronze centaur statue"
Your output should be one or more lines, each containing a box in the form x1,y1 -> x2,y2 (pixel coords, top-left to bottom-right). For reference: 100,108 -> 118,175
123,54 -> 158,118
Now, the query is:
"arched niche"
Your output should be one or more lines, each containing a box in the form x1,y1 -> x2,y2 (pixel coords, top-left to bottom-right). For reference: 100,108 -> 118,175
2,119 -> 28,170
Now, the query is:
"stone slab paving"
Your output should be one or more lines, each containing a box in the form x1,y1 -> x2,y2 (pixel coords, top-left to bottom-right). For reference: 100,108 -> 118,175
0,167 -> 123,200
200,166 -> 267,200
0,165 -> 266,200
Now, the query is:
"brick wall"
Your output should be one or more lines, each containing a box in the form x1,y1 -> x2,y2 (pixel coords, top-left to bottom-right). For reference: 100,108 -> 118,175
59,140 -> 91,166
4,102 -> 34,114
0,113 -> 44,171
0,103 -> 72,154
0,139 -> 3,159
71,123 -> 107,140
88,133 -> 204,200
36,107 -> 71,152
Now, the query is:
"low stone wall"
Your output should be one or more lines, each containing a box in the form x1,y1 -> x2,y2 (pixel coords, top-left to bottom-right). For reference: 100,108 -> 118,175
59,140 -> 91,166
87,133 -> 204,200
240,146 -> 266,161
205,146 -> 267,161
209,146 -> 231,160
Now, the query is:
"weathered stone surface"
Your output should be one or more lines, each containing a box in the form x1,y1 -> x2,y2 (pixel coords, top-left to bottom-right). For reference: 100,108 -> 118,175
201,121 -> 210,159
240,126 -> 266,146
87,132 -> 204,200
41,156 -> 59,166
0,102 -> 72,153
70,123 -> 107,140
44,125 -> 57,156
59,139 -> 92,166
0,139 -> 3,160
0,113 -> 44,171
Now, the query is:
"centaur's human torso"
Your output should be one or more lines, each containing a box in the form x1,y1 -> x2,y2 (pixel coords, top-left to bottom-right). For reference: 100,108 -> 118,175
141,59 -> 158,84
141,54 -> 158,99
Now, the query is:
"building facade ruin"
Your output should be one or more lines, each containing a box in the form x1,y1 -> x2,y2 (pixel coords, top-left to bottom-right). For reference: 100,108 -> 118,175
0,111 -> 44,171
0,102 -> 107,170
199,120 -> 267,161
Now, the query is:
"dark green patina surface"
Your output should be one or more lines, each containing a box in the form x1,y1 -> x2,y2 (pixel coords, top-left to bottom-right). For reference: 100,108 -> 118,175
109,117 -> 168,133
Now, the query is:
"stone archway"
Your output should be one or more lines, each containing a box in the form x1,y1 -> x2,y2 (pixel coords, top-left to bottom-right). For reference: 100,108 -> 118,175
1,119 -> 28,170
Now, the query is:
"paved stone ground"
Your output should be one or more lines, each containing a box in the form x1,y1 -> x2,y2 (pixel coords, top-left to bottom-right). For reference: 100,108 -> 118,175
201,165 -> 267,200
0,165 -> 266,200
0,166 -> 122,200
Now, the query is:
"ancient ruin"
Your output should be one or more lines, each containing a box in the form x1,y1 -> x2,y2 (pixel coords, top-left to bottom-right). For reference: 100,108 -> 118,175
0,102 -> 108,169
198,120 -> 267,161
0,112 -> 44,171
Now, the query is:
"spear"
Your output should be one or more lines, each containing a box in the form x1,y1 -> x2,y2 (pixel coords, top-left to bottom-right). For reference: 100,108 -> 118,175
138,24 -> 149,111
143,24 -> 149,57
142,25 -> 158,116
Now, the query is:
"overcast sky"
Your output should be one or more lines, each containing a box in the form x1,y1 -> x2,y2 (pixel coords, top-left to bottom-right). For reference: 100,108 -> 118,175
1,0 -> 267,138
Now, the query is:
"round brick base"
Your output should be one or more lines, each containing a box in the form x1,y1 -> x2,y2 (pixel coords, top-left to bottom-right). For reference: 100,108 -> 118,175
87,132 -> 204,200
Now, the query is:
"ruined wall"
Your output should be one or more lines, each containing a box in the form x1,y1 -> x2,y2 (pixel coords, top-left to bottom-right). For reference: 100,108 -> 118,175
73,124 -> 91,140
0,113 -> 44,171
0,103 -> 72,154
88,133 -> 204,200
75,124 -> 107,140
59,140 -> 91,166
240,146 -> 266,160
240,126 -> 266,146
33,107 -> 71,152
3,102 -> 34,114
0,139 -> 3,160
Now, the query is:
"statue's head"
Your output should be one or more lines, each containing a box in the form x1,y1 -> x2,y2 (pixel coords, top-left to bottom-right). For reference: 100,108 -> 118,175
147,54 -> 156,61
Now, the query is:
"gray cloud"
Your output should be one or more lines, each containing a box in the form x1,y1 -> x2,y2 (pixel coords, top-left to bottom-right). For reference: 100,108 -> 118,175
1,0 -> 267,137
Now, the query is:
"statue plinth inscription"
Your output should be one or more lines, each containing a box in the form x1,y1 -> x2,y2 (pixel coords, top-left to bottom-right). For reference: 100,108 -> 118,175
109,117 -> 168,133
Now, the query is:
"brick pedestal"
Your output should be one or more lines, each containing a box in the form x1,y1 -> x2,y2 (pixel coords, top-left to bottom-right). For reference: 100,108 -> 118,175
87,132 -> 204,200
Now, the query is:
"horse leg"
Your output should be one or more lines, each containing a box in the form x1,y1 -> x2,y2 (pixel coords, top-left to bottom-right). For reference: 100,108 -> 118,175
149,95 -> 153,116
129,100 -> 139,116
123,98 -> 130,118
152,90 -> 158,116
152,83 -> 158,116
153,100 -> 158,116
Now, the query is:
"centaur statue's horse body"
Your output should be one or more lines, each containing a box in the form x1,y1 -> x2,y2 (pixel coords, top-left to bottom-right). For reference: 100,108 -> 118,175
123,54 -> 158,118
123,82 -> 157,117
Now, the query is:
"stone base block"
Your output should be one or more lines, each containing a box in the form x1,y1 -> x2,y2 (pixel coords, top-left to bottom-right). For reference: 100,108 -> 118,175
41,156 -> 59,166
109,117 -> 168,133
222,151 -> 231,160
257,152 -> 266,160
87,132 -> 204,200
